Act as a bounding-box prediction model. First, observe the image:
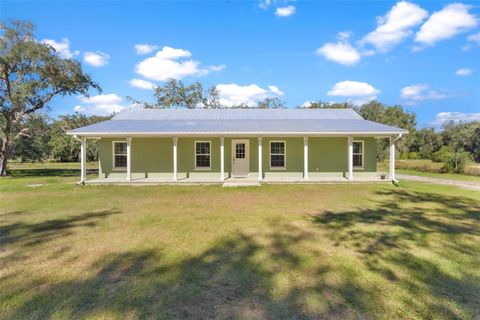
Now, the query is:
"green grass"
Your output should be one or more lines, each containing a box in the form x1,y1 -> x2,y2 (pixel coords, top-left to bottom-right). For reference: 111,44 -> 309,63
377,160 -> 480,182
396,169 -> 480,182
1,163 -> 480,319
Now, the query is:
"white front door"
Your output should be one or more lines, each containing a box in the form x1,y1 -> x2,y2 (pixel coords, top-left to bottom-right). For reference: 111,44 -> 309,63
231,140 -> 249,177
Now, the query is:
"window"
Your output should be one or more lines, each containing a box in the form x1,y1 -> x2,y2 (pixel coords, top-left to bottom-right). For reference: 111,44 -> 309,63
113,141 -> 127,169
195,141 -> 211,169
353,141 -> 364,168
270,141 -> 286,169
235,143 -> 245,159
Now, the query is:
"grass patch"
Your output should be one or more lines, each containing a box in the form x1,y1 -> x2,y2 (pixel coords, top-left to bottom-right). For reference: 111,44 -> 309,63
378,160 -> 480,182
1,163 -> 480,319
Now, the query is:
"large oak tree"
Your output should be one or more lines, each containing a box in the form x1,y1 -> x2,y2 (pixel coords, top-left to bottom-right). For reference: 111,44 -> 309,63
0,20 -> 99,175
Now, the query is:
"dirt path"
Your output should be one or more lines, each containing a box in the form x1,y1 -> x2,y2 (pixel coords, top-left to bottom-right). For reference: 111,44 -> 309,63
397,174 -> 480,191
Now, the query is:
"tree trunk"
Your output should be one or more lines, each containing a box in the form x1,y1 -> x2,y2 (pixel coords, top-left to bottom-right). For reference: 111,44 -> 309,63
0,137 -> 10,176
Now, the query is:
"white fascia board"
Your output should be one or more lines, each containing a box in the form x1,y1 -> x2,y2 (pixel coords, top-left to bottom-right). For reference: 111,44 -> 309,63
67,131 -> 408,137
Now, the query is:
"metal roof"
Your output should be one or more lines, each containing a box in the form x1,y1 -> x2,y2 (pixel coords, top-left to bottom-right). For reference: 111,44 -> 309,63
112,108 -> 364,120
69,108 -> 408,136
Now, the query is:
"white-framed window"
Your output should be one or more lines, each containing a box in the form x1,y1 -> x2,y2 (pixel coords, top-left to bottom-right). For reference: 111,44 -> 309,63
195,141 -> 211,169
353,140 -> 364,168
113,141 -> 127,169
270,141 -> 286,169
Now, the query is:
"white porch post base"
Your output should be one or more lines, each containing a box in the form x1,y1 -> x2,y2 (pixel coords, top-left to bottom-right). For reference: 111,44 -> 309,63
220,137 -> 225,181
389,136 -> 396,181
173,137 -> 178,181
304,136 -> 309,180
347,136 -> 353,180
126,137 -> 132,182
258,137 -> 263,181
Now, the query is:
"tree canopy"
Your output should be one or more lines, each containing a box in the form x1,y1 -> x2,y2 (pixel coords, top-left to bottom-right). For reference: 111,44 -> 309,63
0,20 -> 100,175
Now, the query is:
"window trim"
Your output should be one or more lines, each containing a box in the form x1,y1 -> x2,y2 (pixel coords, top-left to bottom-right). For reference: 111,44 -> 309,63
112,141 -> 128,170
194,140 -> 212,170
269,140 -> 287,170
352,140 -> 364,170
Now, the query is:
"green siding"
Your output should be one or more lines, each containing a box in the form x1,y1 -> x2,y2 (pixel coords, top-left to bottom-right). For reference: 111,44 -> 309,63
97,136 -> 377,178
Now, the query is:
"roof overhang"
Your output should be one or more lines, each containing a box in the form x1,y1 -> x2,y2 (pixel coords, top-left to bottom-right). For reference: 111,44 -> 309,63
69,131 -> 407,138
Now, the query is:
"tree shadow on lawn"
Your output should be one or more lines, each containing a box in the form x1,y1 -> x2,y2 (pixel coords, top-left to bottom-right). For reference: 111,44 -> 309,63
9,168 -> 98,178
0,209 -> 121,249
313,189 -> 480,319
4,189 -> 480,319
8,224 -> 384,320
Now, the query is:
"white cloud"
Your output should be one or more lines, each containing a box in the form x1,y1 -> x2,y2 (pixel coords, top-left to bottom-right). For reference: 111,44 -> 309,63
456,68 -> 472,76
216,83 -> 283,107
83,51 -> 110,67
327,81 -> 379,97
135,46 -> 224,81
259,0 -> 273,9
74,94 -> 128,115
275,6 -> 296,17
400,84 -> 449,102
316,32 -> 361,65
327,81 -> 379,105
361,1 -> 428,52
433,112 -> 480,125
268,85 -> 284,96
134,44 -> 159,55
206,64 -> 226,72
128,78 -> 156,90
41,38 -> 79,59
467,32 -> 480,43
415,3 -> 477,46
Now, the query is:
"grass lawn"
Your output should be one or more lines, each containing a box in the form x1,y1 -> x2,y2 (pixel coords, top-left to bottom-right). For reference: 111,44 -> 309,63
377,160 -> 480,183
1,163 -> 479,319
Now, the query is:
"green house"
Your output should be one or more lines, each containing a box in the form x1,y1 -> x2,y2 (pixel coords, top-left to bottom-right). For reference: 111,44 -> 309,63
68,109 -> 407,185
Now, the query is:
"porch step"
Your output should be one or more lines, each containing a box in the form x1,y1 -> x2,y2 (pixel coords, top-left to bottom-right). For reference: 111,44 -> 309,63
223,181 -> 261,187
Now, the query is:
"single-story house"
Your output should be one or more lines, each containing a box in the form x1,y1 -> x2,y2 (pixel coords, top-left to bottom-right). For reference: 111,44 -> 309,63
68,108 -> 407,184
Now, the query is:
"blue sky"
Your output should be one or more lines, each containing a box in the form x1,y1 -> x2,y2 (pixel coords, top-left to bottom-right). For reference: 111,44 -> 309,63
2,0 -> 480,127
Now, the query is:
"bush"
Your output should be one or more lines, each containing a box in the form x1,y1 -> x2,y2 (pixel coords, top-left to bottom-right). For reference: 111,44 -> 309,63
400,153 -> 409,160
432,146 -> 451,163
408,152 -> 418,160
443,151 -> 472,174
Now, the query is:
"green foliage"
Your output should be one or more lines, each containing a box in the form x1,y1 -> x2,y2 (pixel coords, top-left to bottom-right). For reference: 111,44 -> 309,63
49,113 -> 111,162
408,152 -> 418,160
0,20 -> 100,175
411,127 -> 442,159
355,101 -> 417,162
256,97 -> 286,109
298,101 -> 353,109
400,152 -> 409,160
11,114 -> 52,162
152,79 -> 220,109
432,146 -> 452,163
443,151 -> 472,174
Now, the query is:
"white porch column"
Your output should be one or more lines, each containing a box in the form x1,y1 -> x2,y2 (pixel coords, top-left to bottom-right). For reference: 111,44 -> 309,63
303,137 -> 309,180
173,137 -> 178,181
347,136 -> 353,180
220,137 -> 225,181
80,137 -> 86,183
389,136 -> 396,181
126,137 -> 132,182
258,137 -> 263,181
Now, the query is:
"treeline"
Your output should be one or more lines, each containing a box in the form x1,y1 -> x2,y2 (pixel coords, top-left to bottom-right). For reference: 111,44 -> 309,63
8,99 -> 479,175
305,100 -> 480,173
7,113 -> 111,163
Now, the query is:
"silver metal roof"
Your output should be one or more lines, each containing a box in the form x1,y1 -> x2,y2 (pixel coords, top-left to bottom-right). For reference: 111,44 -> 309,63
69,108 -> 407,136
112,108 -> 364,120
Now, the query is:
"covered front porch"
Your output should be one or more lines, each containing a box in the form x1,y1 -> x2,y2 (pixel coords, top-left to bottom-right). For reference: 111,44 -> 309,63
75,135 -> 400,185
84,172 -> 389,186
